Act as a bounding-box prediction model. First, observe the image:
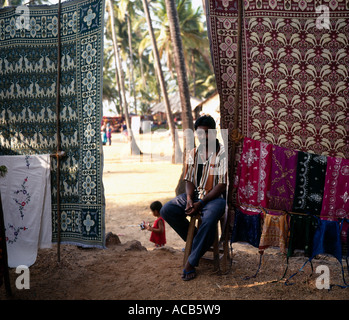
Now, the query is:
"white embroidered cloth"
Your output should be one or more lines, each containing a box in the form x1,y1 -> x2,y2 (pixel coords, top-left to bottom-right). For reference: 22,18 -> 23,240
0,155 -> 52,268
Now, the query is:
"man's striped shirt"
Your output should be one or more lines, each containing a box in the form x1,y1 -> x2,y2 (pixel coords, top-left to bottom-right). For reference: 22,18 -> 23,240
184,140 -> 227,200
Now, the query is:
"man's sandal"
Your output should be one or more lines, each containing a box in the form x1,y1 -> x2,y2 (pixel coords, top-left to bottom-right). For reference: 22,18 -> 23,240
182,268 -> 196,281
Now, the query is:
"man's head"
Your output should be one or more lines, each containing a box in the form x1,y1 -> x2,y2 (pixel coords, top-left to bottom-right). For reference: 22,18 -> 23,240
194,115 -> 216,131
194,115 -> 217,146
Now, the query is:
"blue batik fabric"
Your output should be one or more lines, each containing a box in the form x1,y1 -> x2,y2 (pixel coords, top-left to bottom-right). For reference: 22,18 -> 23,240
311,218 -> 349,288
231,206 -> 261,248
311,218 -> 342,263
0,0 -> 105,248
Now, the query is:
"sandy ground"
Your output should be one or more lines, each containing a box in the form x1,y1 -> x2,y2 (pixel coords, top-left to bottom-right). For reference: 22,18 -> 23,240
1,131 -> 349,301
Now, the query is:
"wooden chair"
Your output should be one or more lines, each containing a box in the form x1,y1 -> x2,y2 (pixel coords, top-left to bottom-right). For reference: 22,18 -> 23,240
183,209 -> 231,274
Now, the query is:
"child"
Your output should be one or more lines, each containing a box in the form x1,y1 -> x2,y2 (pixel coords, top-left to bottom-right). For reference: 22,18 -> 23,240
146,201 -> 166,247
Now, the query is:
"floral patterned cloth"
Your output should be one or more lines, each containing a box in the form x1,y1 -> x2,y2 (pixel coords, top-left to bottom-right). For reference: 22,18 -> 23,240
320,156 -> 349,249
321,156 -> 349,220
206,0 -> 349,177
235,137 -> 272,207
0,155 -> 51,268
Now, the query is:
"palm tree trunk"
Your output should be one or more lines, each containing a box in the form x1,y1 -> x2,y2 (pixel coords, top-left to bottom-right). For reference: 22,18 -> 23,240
164,0 -> 194,194
107,0 -> 141,155
142,0 -> 182,164
139,53 -> 146,88
191,50 -> 196,97
126,12 -> 137,115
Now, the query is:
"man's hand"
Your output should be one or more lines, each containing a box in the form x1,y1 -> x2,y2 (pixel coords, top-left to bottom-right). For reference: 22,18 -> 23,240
185,201 -> 202,216
185,198 -> 193,211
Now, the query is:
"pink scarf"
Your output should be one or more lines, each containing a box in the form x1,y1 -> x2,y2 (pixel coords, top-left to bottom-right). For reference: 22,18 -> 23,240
321,157 -> 349,220
235,138 -> 272,207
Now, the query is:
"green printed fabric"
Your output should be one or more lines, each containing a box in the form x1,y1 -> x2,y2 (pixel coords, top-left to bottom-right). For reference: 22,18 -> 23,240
0,0 -> 105,248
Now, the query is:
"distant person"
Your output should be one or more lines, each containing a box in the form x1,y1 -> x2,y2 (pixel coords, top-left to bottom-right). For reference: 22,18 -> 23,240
146,201 -> 166,247
160,115 -> 227,281
122,121 -> 128,141
101,122 -> 107,145
106,122 -> 113,146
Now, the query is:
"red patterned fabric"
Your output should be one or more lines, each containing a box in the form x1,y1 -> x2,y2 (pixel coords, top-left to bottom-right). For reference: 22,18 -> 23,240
235,137 -> 272,207
321,156 -> 349,220
206,0 -> 349,162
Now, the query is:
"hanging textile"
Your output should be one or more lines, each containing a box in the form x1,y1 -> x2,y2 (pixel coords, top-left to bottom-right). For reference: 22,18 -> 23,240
259,210 -> 289,254
286,217 -> 349,288
231,206 -> 261,248
0,155 -> 51,267
205,0 -> 244,219
0,202 -> 5,287
341,219 -> 349,258
321,156 -> 349,221
242,0 -> 349,157
292,152 -> 327,216
312,219 -> 343,265
287,214 -> 318,258
312,218 -> 343,266
0,0 -> 106,248
205,0 -> 241,132
206,0 -> 349,160
268,145 -> 298,211
311,218 -> 348,287
235,137 -> 272,207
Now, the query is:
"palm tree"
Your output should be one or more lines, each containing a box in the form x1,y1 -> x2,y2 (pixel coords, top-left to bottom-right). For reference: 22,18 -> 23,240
164,0 -> 194,194
155,0 -> 213,97
107,0 -> 142,155
115,0 -> 139,115
126,12 -> 137,115
103,46 -> 122,114
141,0 -> 182,163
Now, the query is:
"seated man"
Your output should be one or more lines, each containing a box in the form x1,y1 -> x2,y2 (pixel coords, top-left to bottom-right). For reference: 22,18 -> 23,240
161,115 -> 227,281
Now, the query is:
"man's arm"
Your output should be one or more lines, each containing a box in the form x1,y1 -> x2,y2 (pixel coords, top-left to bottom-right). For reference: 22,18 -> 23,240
147,219 -> 164,233
201,183 -> 226,206
185,182 -> 226,215
185,180 -> 196,212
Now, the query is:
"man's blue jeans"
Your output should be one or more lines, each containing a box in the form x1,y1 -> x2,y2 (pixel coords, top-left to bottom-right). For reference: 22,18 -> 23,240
160,193 -> 226,267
